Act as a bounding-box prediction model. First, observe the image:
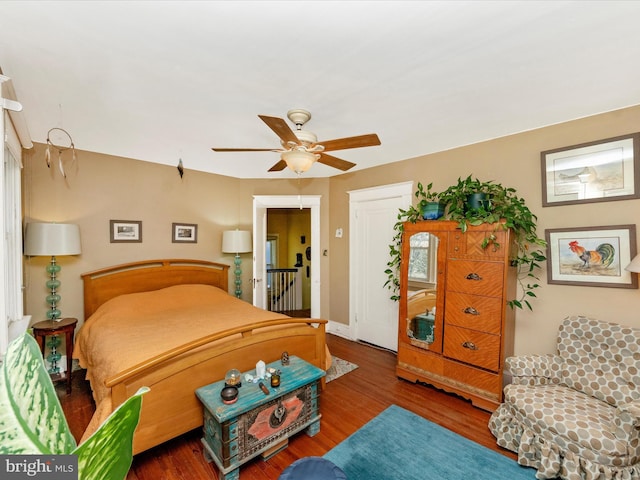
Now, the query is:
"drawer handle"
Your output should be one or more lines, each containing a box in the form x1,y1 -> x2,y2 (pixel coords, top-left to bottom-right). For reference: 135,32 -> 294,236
465,273 -> 482,281
462,341 -> 479,350
463,306 -> 479,315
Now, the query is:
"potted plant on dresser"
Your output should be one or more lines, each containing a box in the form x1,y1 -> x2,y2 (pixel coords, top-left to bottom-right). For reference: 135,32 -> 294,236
386,176 -> 546,310
417,182 -> 446,220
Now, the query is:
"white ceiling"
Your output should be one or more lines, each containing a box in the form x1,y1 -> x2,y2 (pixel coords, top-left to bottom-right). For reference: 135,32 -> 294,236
2,1 -> 640,179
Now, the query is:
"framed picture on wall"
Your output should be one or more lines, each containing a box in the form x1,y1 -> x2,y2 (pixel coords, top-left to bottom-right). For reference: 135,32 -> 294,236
545,224 -> 638,288
541,133 -> 640,207
110,220 -> 142,243
172,223 -> 198,243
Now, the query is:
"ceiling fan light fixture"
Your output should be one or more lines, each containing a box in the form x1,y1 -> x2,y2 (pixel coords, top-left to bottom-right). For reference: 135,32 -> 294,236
281,149 -> 318,174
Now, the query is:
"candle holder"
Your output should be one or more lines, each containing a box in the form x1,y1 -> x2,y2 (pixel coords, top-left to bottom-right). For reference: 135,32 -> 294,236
225,368 -> 242,388
270,371 -> 281,388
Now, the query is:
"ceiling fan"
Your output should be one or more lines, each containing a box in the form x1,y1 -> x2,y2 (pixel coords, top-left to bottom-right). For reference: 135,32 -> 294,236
211,109 -> 381,173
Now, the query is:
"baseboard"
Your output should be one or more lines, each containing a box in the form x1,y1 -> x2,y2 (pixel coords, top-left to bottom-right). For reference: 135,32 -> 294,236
326,320 -> 353,340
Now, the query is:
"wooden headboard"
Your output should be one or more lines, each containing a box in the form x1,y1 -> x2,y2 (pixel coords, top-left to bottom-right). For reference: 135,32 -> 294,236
82,259 -> 230,319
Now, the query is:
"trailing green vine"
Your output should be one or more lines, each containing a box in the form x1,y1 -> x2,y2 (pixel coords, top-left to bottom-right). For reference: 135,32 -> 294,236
385,177 -> 547,310
383,182 -> 433,300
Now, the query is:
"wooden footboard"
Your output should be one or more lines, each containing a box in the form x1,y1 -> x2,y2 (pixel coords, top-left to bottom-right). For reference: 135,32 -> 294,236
106,318 -> 327,455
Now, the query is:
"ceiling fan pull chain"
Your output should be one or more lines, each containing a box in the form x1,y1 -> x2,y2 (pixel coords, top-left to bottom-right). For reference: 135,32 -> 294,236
297,176 -> 303,209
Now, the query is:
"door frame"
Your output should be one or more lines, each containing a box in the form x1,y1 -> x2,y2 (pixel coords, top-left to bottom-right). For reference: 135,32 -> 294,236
253,195 -> 321,318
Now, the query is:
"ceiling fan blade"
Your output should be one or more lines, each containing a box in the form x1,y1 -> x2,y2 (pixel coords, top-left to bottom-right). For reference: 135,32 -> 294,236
211,147 -> 275,152
320,133 -> 381,152
318,152 -> 356,171
258,115 -> 300,145
268,159 -> 288,172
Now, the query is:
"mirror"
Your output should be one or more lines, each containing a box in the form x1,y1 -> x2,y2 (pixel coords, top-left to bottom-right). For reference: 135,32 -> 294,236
406,232 -> 438,346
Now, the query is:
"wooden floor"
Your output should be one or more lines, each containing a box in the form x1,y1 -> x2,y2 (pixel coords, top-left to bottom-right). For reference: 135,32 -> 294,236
59,333 -> 517,479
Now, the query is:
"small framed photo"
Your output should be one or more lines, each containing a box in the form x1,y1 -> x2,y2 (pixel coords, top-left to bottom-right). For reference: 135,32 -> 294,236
110,220 -> 142,243
545,224 -> 638,289
541,133 -> 640,207
172,223 -> 198,243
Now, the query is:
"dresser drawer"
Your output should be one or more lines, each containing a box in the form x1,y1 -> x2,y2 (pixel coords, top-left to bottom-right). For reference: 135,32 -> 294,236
449,229 -> 508,260
445,292 -> 502,335
446,260 -> 504,297
444,325 -> 500,371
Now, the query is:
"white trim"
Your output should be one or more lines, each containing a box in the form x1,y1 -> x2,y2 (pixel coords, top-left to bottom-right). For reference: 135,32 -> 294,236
326,320 -> 353,340
0,75 -> 33,150
1,75 -> 29,359
1,108 -> 25,358
253,195 -> 321,318
5,111 -> 22,162
347,181 -> 414,202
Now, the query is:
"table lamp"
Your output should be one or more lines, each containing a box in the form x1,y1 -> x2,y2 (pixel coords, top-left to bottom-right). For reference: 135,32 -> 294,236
222,229 -> 252,298
24,222 -> 81,321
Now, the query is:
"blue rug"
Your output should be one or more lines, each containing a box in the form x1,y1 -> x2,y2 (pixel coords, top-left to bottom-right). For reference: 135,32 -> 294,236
324,405 -> 536,480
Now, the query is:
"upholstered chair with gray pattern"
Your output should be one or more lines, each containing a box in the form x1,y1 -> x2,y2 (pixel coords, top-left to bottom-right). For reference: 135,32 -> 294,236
489,316 -> 640,480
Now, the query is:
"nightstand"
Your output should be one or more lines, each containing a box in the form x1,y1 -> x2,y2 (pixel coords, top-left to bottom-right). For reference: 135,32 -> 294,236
32,317 -> 78,394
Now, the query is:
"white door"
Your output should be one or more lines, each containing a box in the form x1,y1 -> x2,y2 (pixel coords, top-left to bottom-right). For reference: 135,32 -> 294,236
349,182 -> 413,351
253,195 -> 321,317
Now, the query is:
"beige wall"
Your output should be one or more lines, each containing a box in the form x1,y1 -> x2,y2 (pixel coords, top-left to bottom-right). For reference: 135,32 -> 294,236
329,105 -> 640,355
23,104 -> 640,357
23,146 -> 330,327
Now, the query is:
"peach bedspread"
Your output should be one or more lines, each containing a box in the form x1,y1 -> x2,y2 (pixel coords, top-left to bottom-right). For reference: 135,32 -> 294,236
73,284 -> 301,439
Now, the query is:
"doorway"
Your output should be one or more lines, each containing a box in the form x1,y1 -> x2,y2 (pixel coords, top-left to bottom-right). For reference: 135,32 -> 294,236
266,208 -> 311,317
253,195 -> 321,318
349,182 -> 413,351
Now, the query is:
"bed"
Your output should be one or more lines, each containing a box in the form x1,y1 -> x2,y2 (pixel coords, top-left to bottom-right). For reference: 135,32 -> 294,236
73,259 -> 327,455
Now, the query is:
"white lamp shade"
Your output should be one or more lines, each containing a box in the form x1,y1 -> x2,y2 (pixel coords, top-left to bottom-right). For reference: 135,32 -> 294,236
222,230 -> 252,254
625,254 -> 640,273
281,150 -> 318,173
24,223 -> 82,256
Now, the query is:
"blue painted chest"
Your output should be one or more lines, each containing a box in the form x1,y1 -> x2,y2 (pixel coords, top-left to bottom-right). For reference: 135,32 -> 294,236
196,355 -> 325,480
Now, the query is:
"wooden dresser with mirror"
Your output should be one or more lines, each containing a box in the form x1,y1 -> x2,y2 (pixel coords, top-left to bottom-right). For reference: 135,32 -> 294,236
396,220 -> 517,411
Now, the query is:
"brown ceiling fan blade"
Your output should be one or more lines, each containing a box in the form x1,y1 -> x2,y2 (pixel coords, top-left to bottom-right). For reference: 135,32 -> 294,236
318,152 -> 356,171
320,133 -> 381,152
268,159 -> 288,172
258,115 -> 300,145
211,147 -> 275,152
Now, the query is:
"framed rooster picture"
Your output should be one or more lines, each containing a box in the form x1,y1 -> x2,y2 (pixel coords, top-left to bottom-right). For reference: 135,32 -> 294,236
545,225 -> 638,288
